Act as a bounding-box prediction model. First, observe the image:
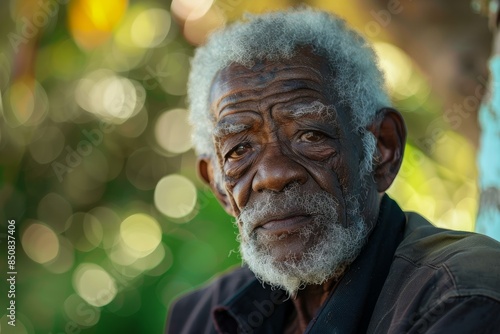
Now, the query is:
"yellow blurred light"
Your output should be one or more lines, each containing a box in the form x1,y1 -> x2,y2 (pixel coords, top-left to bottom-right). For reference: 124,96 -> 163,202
433,130 -> 477,178
73,263 -> 117,307
418,178 -> 449,200
22,222 -> 59,264
75,70 -> 106,111
436,208 -> 474,231
171,0 -> 214,21
69,0 -> 128,50
76,69 -> 144,123
373,42 -> 418,99
113,5 -> 152,48
154,174 -> 197,219
120,213 -> 162,256
131,8 -> 171,48
63,294 -> 100,326
155,108 -> 192,154
388,140 -> 477,232
183,5 -> 225,45
99,76 -> 137,118
407,194 -> 439,223
456,197 -> 477,231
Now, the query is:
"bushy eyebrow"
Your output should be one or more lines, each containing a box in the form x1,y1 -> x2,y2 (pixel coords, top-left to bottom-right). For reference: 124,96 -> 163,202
283,101 -> 338,124
213,102 -> 339,139
213,123 -> 251,138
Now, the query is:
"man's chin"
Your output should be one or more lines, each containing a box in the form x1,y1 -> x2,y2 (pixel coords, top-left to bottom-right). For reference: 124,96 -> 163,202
241,251 -> 306,296
240,220 -> 368,296
240,238 -> 330,296
243,248 -> 350,297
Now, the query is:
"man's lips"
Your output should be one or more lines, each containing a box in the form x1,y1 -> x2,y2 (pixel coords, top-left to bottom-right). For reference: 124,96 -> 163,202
255,214 -> 311,234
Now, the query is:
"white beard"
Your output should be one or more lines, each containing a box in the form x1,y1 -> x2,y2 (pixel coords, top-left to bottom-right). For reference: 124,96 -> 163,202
237,183 -> 369,297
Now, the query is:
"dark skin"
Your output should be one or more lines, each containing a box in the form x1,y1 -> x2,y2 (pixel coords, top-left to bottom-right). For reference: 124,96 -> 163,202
197,50 -> 407,333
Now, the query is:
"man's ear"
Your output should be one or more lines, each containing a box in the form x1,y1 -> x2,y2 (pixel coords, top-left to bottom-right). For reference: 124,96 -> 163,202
367,108 -> 407,192
197,156 -> 235,216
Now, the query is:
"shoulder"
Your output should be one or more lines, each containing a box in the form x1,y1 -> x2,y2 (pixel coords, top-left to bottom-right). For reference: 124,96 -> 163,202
166,266 -> 256,334
171,265 -> 256,311
369,212 -> 500,333
398,211 -> 500,300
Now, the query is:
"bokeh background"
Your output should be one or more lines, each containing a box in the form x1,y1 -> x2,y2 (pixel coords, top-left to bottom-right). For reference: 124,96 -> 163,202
0,0 -> 493,333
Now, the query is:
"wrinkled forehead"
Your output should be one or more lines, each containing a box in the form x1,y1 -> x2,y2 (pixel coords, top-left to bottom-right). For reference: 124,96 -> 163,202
208,48 -> 332,117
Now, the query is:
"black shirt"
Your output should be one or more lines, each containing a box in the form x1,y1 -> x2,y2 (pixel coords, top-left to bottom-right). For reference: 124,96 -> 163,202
166,196 -> 500,333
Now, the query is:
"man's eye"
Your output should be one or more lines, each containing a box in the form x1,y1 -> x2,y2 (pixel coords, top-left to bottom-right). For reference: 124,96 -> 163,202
227,143 -> 252,160
300,131 -> 326,143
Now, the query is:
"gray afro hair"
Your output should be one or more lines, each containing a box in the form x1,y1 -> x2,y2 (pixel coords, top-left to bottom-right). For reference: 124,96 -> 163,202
188,8 -> 390,158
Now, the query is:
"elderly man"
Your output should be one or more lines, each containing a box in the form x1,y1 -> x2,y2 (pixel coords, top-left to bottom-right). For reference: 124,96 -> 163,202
166,9 -> 500,333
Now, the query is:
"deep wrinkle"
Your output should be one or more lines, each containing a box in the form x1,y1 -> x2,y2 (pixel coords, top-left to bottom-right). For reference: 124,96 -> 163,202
212,63 -> 325,116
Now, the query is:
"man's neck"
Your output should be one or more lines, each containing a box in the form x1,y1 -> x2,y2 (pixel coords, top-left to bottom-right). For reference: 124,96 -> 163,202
285,277 -> 342,333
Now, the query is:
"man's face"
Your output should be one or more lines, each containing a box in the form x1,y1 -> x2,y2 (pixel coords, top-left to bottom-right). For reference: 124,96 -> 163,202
207,51 -> 379,294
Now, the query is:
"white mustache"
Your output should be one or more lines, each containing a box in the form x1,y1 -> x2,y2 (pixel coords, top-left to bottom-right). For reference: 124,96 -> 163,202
237,183 -> 340,238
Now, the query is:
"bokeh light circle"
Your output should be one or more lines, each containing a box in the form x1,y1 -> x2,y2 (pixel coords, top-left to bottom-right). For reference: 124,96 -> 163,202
154,108 -> 192,154
73,263 -> 117,307
120,213 -> 162,256
131,8 -> 171,48
21,222 -> 59,264
75,69 -> 145,123
154,174 -> 197,219
171,0 -> 214,21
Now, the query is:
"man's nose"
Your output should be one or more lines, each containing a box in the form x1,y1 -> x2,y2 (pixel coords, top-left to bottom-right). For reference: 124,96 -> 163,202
252,145 -> 308,192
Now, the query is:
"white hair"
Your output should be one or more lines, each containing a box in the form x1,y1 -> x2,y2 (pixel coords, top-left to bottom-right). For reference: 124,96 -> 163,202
188,8 -> 390,163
